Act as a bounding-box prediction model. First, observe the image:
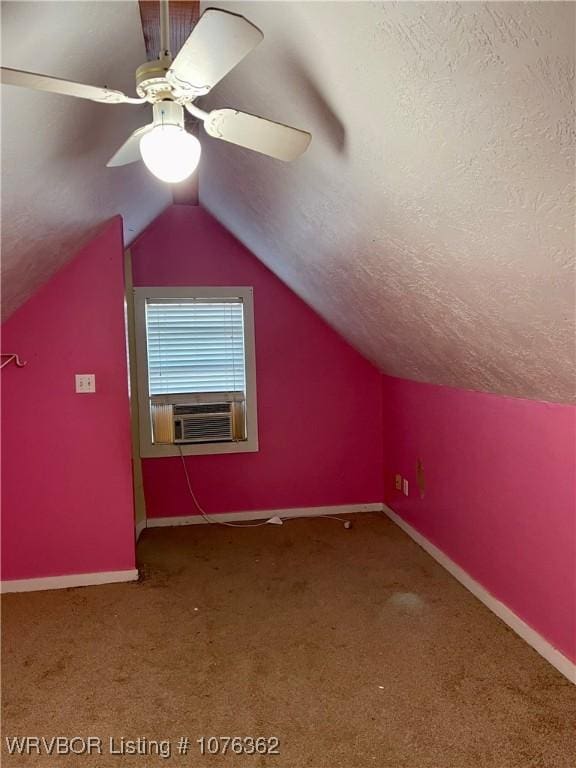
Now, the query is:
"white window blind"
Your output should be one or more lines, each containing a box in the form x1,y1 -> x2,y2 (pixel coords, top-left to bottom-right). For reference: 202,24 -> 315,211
145,299 -> 246,395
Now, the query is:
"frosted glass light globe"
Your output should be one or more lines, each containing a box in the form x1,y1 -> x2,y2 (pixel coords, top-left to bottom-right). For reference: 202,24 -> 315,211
140,125 -> 201,184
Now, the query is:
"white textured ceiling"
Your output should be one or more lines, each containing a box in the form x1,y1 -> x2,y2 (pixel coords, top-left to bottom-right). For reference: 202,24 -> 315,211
1,2 -> 573,402
0,1 -> 171,317
199,1 -> 575,403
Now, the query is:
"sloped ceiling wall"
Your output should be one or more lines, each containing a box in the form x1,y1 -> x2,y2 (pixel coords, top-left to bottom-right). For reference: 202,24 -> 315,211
1,1 -> 171,318
199,1 -> 575,403
1,2 -> 573,402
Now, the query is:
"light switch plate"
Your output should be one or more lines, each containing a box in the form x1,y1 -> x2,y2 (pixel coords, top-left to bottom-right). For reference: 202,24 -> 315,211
394,474 -> 402,491
402,478 -> 409,496
75,374 -> 96,393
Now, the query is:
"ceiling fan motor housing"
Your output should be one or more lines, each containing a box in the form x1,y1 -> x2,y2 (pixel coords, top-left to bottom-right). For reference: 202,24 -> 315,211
135,57 -> 174,101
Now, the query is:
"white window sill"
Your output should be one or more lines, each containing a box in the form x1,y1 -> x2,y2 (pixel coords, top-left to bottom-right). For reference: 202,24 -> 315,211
140,438 -> 259,458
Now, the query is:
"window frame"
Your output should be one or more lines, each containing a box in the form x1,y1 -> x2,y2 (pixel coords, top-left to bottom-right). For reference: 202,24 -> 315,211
134,286 -> 259,458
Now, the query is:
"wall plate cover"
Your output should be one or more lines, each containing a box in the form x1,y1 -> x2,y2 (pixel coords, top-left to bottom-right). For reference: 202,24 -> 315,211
75,374 -> 96,393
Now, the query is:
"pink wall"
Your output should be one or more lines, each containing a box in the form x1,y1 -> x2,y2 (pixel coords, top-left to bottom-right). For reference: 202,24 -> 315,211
1,218 -> 136,580
3,200 -> 572,671
131,206 -> 383,517
382,374 -> 576,661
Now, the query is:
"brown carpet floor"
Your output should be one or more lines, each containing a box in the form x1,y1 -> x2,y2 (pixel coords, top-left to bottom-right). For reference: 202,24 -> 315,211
2,512 -> 575,767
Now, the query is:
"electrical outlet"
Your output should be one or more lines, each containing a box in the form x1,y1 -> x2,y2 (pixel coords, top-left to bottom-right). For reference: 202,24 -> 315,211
75,374 -> 96,393
402,478 -> 409,496
394,474 -> 402,491
417,459 -> 425,499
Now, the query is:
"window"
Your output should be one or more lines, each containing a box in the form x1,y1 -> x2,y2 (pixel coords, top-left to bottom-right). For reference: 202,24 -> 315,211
134,287 -> 258,457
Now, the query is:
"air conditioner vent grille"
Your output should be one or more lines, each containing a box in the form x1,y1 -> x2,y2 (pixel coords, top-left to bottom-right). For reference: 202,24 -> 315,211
174,402 -> 232,416
176,414 -> 233,443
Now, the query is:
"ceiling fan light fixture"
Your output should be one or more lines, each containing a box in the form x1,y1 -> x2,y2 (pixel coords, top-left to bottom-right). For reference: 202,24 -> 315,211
1,8 -> 311,175
139,124 -> 201,184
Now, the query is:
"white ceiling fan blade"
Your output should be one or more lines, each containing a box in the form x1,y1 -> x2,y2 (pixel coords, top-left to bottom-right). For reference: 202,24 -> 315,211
107,124 -> 154,167
201,108 -> 311,162
0,66 -> 143,104
166,9 -> 263,98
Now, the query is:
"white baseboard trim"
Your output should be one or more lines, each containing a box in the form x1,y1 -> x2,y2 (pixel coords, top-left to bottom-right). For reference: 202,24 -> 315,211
135,519 -> 147,541
0,569 -> 139,594
147,503 -> 384,528
382,505 -> 575,684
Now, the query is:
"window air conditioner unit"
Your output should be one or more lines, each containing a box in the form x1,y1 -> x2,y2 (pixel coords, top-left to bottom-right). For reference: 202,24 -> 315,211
150,393 -> 246,445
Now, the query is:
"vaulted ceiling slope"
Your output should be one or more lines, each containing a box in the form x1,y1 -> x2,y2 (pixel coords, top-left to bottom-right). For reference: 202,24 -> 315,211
199,1 -> 575,403
0,1 -> 171,318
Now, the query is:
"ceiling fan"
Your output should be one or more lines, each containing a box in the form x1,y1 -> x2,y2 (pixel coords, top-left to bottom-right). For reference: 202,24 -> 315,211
0,3 -> 312,183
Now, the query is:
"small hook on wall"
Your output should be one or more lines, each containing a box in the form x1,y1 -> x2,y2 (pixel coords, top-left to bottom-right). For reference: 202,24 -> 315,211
0,353 -> 27,370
